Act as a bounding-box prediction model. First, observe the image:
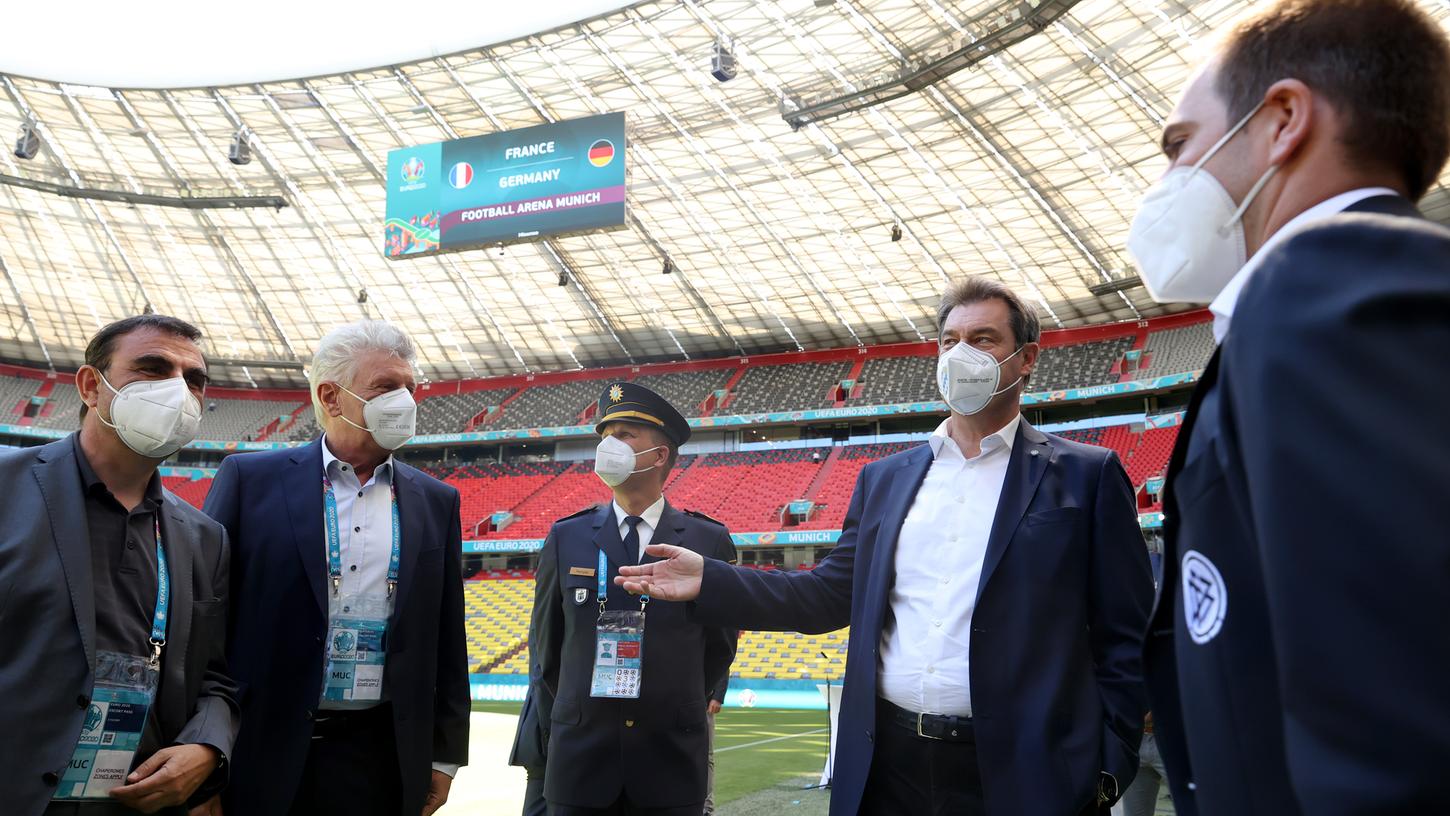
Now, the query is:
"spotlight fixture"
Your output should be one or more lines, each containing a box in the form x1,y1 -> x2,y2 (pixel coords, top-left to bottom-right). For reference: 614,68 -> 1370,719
890,224 -> 903,242
142,302 -> 155,315
662,260 -> 674,275
557,271 -> 569,287
228,127 -> 252,166
14,121 -> 39,160
711,37 -> 738,82
357,288 -> 368,304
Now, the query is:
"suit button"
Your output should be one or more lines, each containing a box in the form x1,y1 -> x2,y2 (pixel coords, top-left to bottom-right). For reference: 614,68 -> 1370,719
305,710 -> 315,721
865,730 -> 873,743
42,772 -> 58,786
624,720 -> 635,728
77,695 -> 89,708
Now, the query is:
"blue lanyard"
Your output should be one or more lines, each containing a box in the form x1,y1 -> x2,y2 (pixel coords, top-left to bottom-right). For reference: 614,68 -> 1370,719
598,548 -> 648,612
323,473 -> 401,599
148,516 -> 169,665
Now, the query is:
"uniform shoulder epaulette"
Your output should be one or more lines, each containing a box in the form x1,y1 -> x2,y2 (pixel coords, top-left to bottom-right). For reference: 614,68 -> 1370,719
682,508 -> 726,527
556,504 -> 601,523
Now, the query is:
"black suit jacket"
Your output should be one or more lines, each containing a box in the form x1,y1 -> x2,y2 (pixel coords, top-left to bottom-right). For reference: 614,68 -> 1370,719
1145,195 -> 1450,814
0,435 -> 239,816
530,501 -> 738,809
203,438 -> 470,816
690,420 -> 1153,816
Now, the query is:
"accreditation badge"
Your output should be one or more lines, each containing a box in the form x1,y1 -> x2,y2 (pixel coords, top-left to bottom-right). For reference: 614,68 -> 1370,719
55,651 -> 159,800
589,609 -> 645,699
323,594 -> 389,703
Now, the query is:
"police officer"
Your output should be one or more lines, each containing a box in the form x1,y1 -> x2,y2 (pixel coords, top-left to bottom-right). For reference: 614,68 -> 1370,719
529,382 -> 738,816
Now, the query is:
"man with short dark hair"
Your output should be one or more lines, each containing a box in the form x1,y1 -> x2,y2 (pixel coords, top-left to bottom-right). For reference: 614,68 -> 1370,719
0,315 -> 239,816
1128,0 -> 1450,812
617,277 -> 1154,815
529,382 -> 738,816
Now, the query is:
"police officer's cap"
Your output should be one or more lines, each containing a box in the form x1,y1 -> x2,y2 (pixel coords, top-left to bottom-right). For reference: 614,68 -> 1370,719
594,382 -> 691,447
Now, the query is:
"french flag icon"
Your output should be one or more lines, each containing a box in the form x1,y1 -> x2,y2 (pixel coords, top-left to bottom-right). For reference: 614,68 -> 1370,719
448,162 -> 473,189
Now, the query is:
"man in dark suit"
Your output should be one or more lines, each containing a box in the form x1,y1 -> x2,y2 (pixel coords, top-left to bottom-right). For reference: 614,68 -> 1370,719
617,278 -> 1153,816
203,320 -> 469,816
1126,1 -> 1450,813
0,315 -> 238,816
530,382 -> 738,816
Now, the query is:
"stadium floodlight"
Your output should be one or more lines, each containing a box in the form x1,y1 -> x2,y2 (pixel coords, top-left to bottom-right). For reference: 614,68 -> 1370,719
711,38 -> 738,83
14,121 -> 39,160
557,271 -> 569,287
890,224 -> 903,242
662,260 -> 674,275
228,127 -> 252,166
357,288 -> 368,304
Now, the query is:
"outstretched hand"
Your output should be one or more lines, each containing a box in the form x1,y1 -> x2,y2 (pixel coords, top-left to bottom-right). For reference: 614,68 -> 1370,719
614,543 -> 705,601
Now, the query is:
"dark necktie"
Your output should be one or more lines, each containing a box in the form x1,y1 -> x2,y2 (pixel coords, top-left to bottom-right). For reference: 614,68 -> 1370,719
622,515 -> 644,563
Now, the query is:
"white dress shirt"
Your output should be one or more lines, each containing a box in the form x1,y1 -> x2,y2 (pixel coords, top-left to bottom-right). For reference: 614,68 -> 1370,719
878,414 -> 1020,717
1209,187 -> 1399,342
320,437 -> 458,777
613,495 -> 666,562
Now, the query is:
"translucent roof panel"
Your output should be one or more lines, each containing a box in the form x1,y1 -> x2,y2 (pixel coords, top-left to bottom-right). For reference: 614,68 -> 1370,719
1,0 -> 1448,387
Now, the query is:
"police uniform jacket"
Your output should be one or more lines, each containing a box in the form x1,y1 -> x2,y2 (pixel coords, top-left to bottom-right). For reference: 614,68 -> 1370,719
530,501 -> 738,809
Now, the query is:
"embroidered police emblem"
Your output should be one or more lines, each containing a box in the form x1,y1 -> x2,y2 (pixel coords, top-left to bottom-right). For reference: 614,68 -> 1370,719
609,384 -> 624,403
1182,550 -> 1227,645
574,588 -> 589,605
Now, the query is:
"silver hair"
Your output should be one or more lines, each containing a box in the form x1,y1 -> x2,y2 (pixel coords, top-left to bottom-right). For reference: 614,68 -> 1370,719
308,320 -> 416,426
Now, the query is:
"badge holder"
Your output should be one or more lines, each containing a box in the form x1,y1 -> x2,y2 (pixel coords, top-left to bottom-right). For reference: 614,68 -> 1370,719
589,549 -> 647,699
323,593 -> 390,703
56,651 -> 159,799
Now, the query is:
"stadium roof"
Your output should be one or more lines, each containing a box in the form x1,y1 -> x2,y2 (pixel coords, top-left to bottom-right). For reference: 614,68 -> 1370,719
1,0 -> 1447,387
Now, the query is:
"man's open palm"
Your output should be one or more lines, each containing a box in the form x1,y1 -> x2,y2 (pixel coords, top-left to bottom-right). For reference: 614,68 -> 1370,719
614,543 -> 704,601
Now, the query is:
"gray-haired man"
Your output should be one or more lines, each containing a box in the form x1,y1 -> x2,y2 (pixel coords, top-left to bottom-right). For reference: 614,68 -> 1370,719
204,320 -> 469,816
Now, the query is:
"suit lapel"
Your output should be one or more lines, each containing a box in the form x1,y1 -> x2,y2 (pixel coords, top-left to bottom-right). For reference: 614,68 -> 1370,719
975,420 -> 1051,605
283,440 -> 327,619
591,502 -> 631,571
642,502 -> 689,562
31,436 -> 97,672
390,463 -> 426,624
157,496 -> 193,730
862,445 -> 933,635
1151,348 -> 1221,623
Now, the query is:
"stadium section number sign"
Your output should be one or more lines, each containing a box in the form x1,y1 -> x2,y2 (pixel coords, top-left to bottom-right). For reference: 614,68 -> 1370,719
384,112 -> 626,257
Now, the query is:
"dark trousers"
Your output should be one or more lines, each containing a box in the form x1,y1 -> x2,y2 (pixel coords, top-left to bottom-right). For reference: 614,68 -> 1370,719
522,767 -> 548,816
288,704 -> 402,816
550,798 -> 704,816
859,698 -> 987,816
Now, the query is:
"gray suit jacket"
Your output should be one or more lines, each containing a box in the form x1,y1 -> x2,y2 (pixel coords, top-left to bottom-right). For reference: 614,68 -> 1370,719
0,435 -> 240,816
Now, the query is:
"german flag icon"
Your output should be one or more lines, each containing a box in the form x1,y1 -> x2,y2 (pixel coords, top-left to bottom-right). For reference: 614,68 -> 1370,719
587,139 -> 615,168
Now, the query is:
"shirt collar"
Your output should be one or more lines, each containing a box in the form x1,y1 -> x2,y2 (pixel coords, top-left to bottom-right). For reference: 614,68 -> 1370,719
613,495 -> 666,530
1209,187 -> 1399,342
927,413 -> 1021,461
321,433 -> 394,486
72,433 -> 164,508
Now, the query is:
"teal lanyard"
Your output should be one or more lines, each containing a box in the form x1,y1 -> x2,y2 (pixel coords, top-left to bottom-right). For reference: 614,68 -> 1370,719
148,516 -> 170,666
323,473 -> 401,599
598,548 -> 648,614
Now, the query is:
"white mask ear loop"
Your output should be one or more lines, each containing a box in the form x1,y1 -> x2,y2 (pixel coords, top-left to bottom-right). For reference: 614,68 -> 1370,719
94,371 -> 125,431
988,346 -> 1026,397
1190,100 -> 1267,175
629,444 -> 665,474
1218,163 -> 1280,236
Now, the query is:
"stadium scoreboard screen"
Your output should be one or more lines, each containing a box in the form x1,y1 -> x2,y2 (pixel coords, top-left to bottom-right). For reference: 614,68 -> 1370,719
384,112 -> 626,258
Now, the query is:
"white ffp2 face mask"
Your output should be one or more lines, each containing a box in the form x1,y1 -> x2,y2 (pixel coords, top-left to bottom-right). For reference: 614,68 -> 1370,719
594,434 -> 663,488
337,385 -> 417,450
936,342 -> 1024,416
1127,101 -> 1278,303
96,372 -> 202,459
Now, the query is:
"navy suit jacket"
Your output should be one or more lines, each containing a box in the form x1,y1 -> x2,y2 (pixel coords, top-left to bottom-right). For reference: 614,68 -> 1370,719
203,438 -> 470,816
1145,196 -> 1450,814
530,501 -> 738,809
692,420 -> 1153,816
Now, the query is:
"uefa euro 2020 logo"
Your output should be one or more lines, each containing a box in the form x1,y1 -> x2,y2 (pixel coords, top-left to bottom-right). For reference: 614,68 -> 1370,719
84,704 -> 104,734
334,630 -> 357,655
401,157 -> 425,184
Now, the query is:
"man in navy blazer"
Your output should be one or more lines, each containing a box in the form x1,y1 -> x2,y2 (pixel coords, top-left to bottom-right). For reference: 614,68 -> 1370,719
1128,1 -> 1450,812
204,321 -> 469,816
618,278 -> 1153,816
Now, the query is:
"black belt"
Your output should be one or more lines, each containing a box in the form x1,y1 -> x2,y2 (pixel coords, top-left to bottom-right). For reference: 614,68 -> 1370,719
313,702 -> 392,736
879,698 -> 974,743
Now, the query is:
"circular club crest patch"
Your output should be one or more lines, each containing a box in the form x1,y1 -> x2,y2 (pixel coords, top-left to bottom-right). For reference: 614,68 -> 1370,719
1181,550 -> 1227,645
